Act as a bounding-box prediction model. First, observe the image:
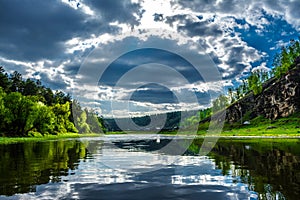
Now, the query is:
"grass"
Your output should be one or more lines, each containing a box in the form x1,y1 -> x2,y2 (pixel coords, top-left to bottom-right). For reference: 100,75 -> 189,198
197,112 -> 300,137
0,133 -> 101,144
156,113 -> 300,137
105,131 -> 127,134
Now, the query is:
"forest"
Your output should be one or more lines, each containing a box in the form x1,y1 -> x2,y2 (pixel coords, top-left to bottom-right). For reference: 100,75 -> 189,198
0,68 -> 104,137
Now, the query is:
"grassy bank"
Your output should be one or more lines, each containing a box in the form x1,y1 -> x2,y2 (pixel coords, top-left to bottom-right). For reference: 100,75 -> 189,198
1,113 -> 299,144
197,112 -> 300,136
0,133 -> 101,144
104,113 -> 300,137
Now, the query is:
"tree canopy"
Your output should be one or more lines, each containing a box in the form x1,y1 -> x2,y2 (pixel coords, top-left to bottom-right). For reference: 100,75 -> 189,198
0,67 -> 105,137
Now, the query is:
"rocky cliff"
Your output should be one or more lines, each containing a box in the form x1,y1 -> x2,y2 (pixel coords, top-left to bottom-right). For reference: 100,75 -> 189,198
226,62 -> 300,123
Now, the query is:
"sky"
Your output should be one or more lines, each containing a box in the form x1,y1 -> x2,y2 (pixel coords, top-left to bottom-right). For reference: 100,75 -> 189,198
0,0 -> 299,118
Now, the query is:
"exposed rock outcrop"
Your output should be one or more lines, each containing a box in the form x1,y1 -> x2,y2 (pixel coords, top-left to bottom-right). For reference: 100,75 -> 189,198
226,63 -> 300,123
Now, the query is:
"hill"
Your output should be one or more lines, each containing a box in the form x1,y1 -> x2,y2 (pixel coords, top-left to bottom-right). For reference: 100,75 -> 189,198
225,60 -> 300,124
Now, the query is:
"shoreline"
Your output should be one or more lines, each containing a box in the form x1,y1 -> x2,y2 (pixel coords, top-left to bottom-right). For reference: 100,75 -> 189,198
1,132 -> 300,144
0,133 -> 101,144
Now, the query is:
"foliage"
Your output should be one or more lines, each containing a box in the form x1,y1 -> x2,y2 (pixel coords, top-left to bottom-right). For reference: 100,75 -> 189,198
199,108 -> 212,120
0,67 -> 108,136
29,102 -> 56,135
212,95 -> 229,112
181,115 -> 199,129
72,100 -> 105,134
248,71 -> 263,95
2,92 -> 35,136
272,39 -> 300,78
51,102 -> 78,134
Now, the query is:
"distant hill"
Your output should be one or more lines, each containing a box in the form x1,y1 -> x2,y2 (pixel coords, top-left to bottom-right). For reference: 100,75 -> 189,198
103,110 -> 198,132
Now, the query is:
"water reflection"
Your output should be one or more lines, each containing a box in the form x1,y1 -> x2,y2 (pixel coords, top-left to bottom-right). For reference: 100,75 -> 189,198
0,136 -> 299,200
207,139 -> 300,200
0,140 -> 87,196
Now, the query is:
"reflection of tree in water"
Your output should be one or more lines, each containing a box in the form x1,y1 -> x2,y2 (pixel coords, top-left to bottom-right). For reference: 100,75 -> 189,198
0,140 -> 87,196
195,139 -> 300,200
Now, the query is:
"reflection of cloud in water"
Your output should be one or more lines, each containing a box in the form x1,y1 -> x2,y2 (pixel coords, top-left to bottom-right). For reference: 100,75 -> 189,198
2,137 -> 257,200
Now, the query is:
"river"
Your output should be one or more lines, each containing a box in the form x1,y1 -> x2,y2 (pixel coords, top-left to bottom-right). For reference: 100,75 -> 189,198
0,135 -> 300,200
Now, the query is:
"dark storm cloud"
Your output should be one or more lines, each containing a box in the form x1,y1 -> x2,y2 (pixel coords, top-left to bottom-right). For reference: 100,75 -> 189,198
64,63 -> 81,76
0,60 -> 29,75
99,48 -> 204,87
0,0 -> 142,62
130,84 -> 178,104
83,0 -> 144,26
130,85 -> 211,105
39,72 -> 68,90
166,15 -> 223,37
0,0 -> 86,61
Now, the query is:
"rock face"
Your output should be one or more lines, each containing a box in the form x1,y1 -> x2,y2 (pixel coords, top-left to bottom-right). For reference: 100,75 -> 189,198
226,63 -> 300,123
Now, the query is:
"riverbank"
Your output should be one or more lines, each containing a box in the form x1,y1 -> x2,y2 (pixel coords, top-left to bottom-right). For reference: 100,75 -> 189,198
1,113 -> 299,144
198,112 -> 300,136
0,133 -> 101,144
1,131 -> 300,145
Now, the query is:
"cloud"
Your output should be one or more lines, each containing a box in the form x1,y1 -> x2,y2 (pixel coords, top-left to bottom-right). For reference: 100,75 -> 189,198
0,0 -> 87,61
39,72 -> 70,90
83,0 -> 144,27
174,0 -> 300,30
153,13 -> 164,22
166,15 -> 223,37
0,0 -> 143,62
251,62 -> 270,73
165,13 -> 262,79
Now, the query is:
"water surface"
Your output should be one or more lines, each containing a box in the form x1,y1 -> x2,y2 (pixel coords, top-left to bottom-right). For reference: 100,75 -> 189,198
0,135 -> 300,200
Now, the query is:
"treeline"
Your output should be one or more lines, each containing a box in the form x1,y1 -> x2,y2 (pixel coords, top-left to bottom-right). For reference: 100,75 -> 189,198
212,38 -> 300,111
104,111 -> 183,131
104,110 -> 202,132
0,67 -> 104,137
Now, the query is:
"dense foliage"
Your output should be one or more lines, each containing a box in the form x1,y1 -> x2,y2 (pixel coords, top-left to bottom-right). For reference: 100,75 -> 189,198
0,67 -> 104,137
272,39 -> 300,78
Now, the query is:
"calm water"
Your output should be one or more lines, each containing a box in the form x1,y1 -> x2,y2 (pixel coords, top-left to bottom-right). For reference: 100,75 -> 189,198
0,135 -> 300,200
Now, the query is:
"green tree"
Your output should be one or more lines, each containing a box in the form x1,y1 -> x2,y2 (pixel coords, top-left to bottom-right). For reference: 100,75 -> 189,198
51,102 -> 78,134
41,88 -> 54,105
27,102 -> 56,135
2,92 -> 35,136
0,87 -> 6,134
0,66 -> 10,92
234,86 -> 243,100
228,88 -> 235,104
212,95 -> 229,112
77,109 -> 91,133
10,71 -> 23,93
23,79 -> 39,96
272,39 -> 300,78
86,111 -> 104,133
242,80 -> 249,95
248,72 -> 262,95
